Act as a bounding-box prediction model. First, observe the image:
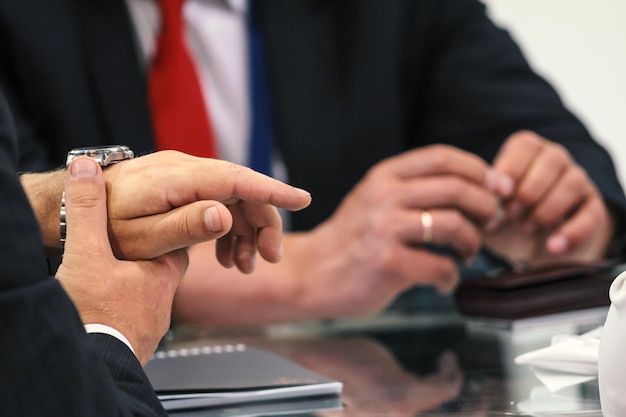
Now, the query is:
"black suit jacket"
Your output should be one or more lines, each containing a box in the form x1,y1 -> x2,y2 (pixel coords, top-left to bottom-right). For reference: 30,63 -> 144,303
1,0 -> 625,231
0,93 -> 164,416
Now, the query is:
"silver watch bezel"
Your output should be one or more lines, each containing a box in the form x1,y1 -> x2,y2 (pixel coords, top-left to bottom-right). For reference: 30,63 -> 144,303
65,145 -> 134,168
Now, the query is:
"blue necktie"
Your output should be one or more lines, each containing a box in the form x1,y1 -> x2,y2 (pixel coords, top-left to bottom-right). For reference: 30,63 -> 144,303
247,1 -> 274,176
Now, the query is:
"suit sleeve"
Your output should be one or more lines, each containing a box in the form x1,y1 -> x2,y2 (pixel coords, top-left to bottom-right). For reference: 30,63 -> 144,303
0,91 -> 165,417
88,334 -> 167,417
0,279 -> 167,417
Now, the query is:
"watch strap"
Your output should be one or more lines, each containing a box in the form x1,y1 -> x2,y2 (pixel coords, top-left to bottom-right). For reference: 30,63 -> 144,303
60,191 -> 67,252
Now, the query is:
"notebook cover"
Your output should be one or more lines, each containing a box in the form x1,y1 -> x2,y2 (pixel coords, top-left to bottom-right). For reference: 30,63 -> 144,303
144,344 -> 343,411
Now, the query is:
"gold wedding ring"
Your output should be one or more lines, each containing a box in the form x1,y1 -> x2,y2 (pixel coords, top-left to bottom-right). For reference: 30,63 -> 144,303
421,210 -> 433,243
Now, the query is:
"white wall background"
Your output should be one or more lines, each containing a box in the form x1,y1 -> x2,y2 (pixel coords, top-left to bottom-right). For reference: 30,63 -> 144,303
480,0 -> 626,189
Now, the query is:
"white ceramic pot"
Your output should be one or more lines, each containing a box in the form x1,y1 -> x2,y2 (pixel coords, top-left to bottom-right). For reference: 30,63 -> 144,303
599,270 -> 626,417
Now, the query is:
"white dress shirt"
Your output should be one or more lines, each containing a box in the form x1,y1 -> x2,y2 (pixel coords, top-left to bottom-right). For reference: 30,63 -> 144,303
126,0 -> 250,166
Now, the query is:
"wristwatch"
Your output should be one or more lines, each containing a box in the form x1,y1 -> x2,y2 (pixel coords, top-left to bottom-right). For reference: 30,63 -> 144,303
60,145 -> 135,251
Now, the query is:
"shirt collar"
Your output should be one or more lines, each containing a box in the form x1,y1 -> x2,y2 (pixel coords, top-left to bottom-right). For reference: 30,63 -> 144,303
226,0 -> 247,14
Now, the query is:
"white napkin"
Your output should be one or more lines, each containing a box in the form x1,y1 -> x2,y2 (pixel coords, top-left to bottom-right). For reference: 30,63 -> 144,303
514,327 -> 602,392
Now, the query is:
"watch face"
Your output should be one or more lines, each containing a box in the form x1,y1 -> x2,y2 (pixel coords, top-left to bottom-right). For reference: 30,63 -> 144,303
66,145 -> 134,167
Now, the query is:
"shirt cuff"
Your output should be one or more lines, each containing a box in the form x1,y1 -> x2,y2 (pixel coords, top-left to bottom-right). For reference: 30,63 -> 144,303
84,323 -> 136,355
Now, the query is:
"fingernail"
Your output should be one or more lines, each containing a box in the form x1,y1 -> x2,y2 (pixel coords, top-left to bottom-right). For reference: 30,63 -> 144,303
250,253 -> 257,270
69,158 -> 97,178
240,252 -> 257,274
204,206 -> 223,233
295,187 -> 311,197
547,234 -> 569,254
498,175 -> 515,198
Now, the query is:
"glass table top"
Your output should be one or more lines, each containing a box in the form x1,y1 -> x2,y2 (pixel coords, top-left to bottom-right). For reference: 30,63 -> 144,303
161,307 -> 609,417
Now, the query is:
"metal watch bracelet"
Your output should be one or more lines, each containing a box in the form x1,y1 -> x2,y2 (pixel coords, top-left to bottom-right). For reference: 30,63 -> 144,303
60,191 -> 67,252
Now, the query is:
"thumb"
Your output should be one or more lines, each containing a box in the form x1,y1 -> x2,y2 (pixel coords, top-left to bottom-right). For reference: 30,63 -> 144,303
63,157 -> 112,258
109,200 -> 234,260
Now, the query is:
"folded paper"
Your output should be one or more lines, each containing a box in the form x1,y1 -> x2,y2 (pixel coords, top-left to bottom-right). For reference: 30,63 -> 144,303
514,327 -> 601,392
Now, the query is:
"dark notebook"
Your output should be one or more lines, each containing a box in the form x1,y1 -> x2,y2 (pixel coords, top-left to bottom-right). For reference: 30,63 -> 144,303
144,344 -> 343,411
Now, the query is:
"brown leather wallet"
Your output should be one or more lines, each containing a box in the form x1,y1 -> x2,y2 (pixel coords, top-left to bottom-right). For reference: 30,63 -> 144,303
453,260 -> 625,320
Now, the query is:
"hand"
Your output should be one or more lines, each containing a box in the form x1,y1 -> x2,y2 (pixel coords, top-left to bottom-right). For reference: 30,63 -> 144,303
22,150 -> 311,273
55,157 -> 188,364
172,145 -> 511,325
264,337 -> 462,417
286,145 -> 506,311
325,347 -> 462,417
105,151 -> 311,272
487,131 -> 615,268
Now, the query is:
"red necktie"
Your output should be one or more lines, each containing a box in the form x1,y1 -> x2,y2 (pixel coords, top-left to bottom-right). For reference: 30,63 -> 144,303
149,0 -> 218,158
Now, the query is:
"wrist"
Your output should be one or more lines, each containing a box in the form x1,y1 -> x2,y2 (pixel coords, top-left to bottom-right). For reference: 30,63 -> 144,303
19,170 -> 65,255
281,229 -> 339,319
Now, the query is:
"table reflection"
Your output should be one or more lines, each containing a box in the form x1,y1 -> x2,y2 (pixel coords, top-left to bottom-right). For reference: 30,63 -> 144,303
163,309 -> 607,417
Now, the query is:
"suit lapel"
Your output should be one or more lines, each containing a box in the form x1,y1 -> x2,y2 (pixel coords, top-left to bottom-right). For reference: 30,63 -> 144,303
72,0 -> 155,155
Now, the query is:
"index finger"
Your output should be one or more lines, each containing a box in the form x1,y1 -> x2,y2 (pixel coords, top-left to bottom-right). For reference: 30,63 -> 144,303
492,131 -> 545,184
111,151 -> 312,214
214,164 -> 312,211
389,145 -> 493,188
